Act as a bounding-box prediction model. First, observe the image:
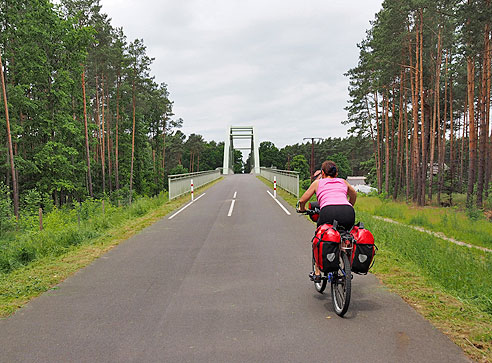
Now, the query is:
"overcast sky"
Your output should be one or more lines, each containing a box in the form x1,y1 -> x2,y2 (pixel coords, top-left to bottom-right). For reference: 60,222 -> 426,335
99,0 -> 383,149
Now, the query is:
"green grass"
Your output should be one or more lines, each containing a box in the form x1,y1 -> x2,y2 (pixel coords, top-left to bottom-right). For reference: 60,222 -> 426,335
0,193 -> 173,274
258,176 -> 492,361
0,179 -> 222,317
358,210 -> 492,314
357,196 -> 492,250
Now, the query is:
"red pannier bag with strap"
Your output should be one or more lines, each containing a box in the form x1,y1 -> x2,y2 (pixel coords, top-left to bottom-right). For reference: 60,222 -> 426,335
350,223 -> 376,274
312,224 -> 341,273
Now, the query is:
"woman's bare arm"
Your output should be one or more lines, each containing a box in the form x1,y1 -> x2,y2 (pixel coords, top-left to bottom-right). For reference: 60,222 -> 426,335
298,180 -> 319,211
345,180 -> 357,206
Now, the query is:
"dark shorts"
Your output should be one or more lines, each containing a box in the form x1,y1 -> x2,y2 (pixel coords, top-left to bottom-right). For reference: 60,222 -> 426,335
317,204 -> 355,230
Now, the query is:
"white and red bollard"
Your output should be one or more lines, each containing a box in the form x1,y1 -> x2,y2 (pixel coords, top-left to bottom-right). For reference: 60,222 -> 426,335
191,179 -> 194,202
274,176 -> 277,198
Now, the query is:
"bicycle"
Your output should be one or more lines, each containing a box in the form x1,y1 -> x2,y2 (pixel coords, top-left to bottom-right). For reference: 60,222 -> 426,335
297,201 -> 354,317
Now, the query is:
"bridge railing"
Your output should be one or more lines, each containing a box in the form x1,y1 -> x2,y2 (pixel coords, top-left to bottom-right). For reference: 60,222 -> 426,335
259,167 -> 299,198
168,170 -> 221,200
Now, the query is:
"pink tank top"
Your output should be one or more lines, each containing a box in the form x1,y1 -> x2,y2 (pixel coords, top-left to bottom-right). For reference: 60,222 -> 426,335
316,178 -> 351,208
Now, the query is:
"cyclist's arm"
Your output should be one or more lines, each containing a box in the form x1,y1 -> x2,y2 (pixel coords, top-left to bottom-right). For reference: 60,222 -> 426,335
345,180 -> 357,206
298,180 -> 319,211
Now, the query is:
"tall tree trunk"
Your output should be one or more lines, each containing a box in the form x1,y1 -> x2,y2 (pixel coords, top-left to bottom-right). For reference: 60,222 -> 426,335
410,24 -> 420,202
485,28 -> 491,199
466,55 -> 476,207
152,149 -> 157,188
162,126 -> 166,177
100,75 -> 106,194
384,89 -> 390,195
449,71 -> 454,205
94,76 -> 101,164
460,107 -> 467,191
129,68 -> 136,204
106,89 -> 112,192
419,9 -> 426,206
394,73 -> 404,200
429,29 -> 442,202
477,23 -> 490,207
0,49 -> 19,219
365,95 -> 379,189
438,50 -> 448,205
81,66 -> 93,197
429,81 -> 437,202
115,73 -> 120,190
374,91 -> 383,193
391,85 -> 396,193
404,68 -> 410,201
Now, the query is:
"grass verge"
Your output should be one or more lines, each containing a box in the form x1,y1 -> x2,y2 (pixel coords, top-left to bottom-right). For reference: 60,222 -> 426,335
0,178 -> 222,318
257,176 -> 492,362
356,196 -> 492,250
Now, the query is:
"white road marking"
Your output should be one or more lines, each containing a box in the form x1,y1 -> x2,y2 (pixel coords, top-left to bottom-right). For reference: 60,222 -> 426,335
233,191 -> 237,199
168,193 -> 206,220
227,199 -> 236,217
267,190 -> 291,215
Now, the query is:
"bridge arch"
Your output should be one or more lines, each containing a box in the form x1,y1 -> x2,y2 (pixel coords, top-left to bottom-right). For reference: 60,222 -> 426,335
222,126 -> 260,174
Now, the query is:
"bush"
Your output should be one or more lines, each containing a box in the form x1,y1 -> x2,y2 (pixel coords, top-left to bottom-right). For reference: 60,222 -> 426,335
169,165 -> 189,175
109,186 -> 133,206
486,184 -> 492,210
0,182 -> 15,234
290,155 -> 309,180
367,189 -> 380,197
466,206 -> 482,221
300,178 -> 311,191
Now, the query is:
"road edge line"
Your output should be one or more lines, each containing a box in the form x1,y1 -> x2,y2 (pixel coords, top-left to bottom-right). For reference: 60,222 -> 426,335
168,193 -> 206,220
267,190 -> 291,215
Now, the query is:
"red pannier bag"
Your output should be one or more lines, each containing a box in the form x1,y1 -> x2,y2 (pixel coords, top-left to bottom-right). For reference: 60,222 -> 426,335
350,224 -> 376,274
308,201 -> 319,223
312,224 -> 341,273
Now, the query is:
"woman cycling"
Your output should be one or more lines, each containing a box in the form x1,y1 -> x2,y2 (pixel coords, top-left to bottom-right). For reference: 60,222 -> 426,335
297,160 -> 357,282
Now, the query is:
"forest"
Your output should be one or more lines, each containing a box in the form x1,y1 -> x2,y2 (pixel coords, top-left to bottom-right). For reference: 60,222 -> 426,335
3,0 -> 492,231
252,137 -> 373,185
0,0 -> 228,226
345,0 -> 492,208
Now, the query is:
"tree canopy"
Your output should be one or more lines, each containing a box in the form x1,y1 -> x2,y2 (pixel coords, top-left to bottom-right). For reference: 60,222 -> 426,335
0,0 -> 225,218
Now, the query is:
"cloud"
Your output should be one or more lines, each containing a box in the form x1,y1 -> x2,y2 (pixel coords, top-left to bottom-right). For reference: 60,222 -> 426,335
101,0 -> 383,148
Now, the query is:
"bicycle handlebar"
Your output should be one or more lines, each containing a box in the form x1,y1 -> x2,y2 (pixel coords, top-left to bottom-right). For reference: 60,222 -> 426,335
296,200 -> 319,215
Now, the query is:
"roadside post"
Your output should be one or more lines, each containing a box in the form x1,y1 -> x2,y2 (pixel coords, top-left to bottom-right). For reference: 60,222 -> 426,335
191,179 -> 194,202
274,176 -> 277,198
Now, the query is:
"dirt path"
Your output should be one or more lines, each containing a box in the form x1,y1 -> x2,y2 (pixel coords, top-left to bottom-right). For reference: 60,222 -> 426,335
373,216 -> 492,253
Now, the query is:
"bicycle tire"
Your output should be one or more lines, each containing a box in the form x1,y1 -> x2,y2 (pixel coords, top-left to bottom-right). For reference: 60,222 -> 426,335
312,256 -> 327,293
331,252 -> 352,317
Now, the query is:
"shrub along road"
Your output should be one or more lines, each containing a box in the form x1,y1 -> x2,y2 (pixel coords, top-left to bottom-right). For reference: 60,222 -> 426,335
0,174 -> 468,362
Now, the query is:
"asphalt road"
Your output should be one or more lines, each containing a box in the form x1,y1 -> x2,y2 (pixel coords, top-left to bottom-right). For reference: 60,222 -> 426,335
0,175 -> 469,362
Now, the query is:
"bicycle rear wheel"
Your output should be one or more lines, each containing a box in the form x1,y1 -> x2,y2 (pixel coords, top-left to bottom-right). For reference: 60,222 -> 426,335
312,256 -> 327,293
331,252 -> 351,317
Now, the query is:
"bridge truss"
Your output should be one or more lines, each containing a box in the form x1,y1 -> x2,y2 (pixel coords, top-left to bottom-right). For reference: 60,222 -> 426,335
222,126 -> 260,174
